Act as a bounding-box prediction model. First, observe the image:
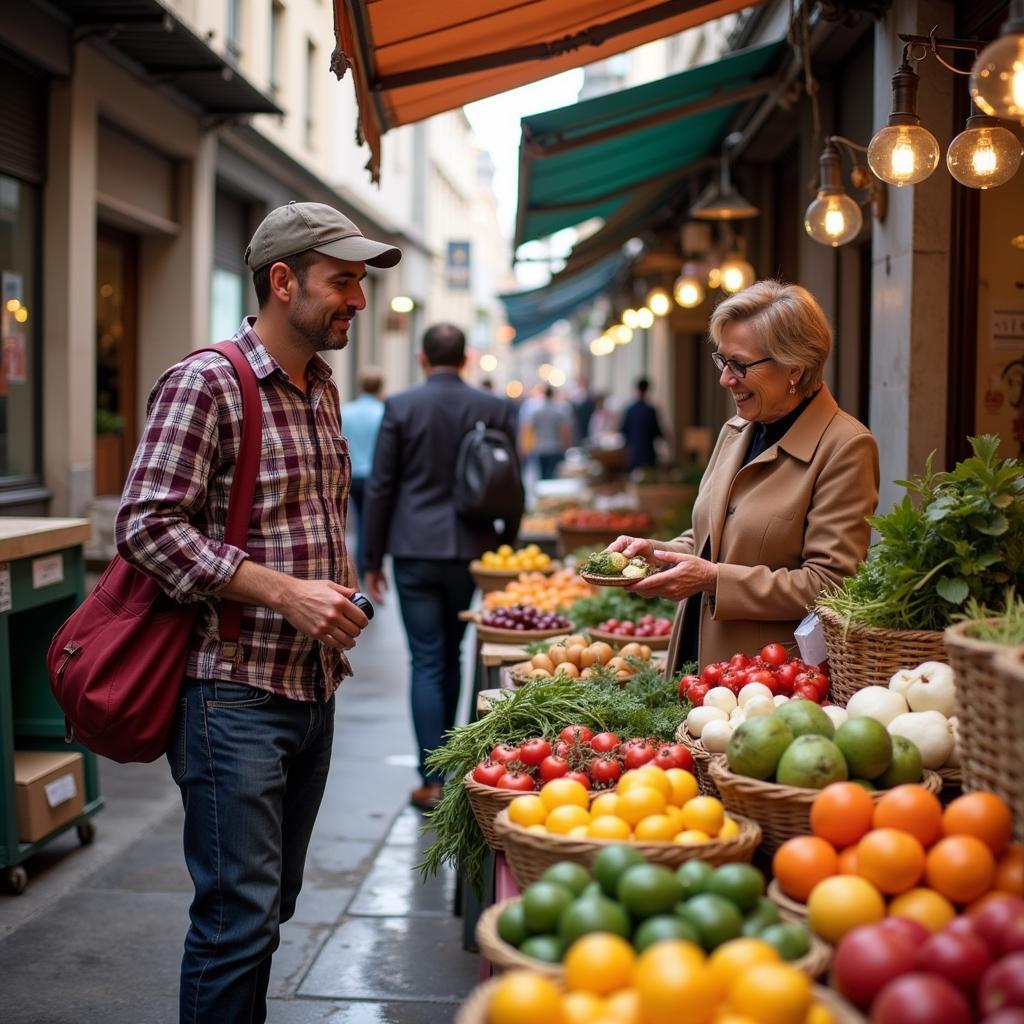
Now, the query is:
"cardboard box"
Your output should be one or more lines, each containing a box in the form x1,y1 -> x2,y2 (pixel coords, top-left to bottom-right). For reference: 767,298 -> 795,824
14,751 -> 85,843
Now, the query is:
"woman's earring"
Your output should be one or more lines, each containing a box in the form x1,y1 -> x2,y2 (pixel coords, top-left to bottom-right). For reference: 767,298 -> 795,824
788,381 -> 797,394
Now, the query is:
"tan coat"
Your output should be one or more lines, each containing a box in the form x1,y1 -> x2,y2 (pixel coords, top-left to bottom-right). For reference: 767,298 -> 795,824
662,386 -> 879,673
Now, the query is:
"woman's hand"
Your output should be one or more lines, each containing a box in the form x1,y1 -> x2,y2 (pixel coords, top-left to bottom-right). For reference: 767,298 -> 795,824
606,535 -> 654,560
626,549 -> 718,602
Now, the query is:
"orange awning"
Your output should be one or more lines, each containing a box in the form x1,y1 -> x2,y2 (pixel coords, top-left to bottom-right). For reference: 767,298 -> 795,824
332,0 -> 765,180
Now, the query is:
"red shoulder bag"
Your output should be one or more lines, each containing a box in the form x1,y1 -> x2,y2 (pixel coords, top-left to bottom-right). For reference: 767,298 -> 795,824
46,341 -> 263,763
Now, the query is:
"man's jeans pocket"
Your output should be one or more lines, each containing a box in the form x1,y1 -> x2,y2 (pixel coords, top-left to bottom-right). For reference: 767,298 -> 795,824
205,681 -> 273,709
168,695 -> 188,782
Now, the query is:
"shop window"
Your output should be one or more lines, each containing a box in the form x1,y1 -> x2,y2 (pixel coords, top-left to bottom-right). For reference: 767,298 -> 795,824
211,268 -> 245,343
0,174 -> 41,483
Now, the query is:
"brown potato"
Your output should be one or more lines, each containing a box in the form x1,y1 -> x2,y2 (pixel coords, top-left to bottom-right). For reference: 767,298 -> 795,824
580,667 -> 593,680
590,641 -> 614,666
616,669 -> 632,681
554,661 -> 580,678
531,653 -> 555,673
639,645 -> 652,660
606,656 -> 628,672
530,668 -> 552,678
578,647 -> 599,669
564,646 -> 586,667
565,634 -> 588,647
618,642 -> 643,659
547,645 -> 568,666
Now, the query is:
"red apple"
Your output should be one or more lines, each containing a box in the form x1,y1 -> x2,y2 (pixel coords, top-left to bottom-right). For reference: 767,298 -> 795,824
871,973 -> 974,1024
980,953 -> 1024,1014
832,924 -> 918,1010
917,928 -> 992,993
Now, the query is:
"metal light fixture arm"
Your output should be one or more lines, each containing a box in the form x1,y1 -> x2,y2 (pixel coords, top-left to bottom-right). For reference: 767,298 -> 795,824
827,135 -> 888,223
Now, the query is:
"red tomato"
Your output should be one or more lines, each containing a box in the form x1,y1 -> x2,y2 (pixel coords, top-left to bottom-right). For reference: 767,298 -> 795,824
701,662 -> 724,686
775,662 -> 799,694
472,761 -> 506,787
797,670 -> 829,699
678,674 -> 701,703
729,653 -> 752,670
654,619 -> 672,636
590,757 -> 622,785
553,740 -> 571,758
746,668 -> 779,693
622,739 -> 657,770
794,681 -> 823,702
538,755 -> 570,782
686,680 -> 710,706
518,738 -> 552,766
720,667 -> 747,694
917,929 -> 992,994
872,973 -> 973,1024
618,621 -> 635,635
490,744 -> 521,764
832,924 -> 918,1010
496,771 -> 535,791
559,725 -> 594,745
654,743 -> 694,772
760,642 -> 788,667
590,732 -> 620,753
565,771 -> 592,790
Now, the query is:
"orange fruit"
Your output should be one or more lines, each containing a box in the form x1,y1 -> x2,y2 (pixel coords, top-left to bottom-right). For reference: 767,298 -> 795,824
718,816 -> 741,840
994,845 -> 1024,897
634,814 -> 679,842
562,991 -> 606,1024
855,828 -> 926,895
665,768 -> 699,806
487,970 -> 564,1024
772,836 -> 840,903
545,805 -> 592,835
508,795 -> 548,828
811,782 -> 876,848
616,786 -> 667,825
674,829 -> 711,844
564,933 -> 637,996
806,874 -> 886,943
925,834 -> 997,904
633,941 -> 716,1023
873,785 -> 944,847
541,778 -> 590,811
728,962 -> 812,1024
591,792 -> 619,818
632,765 -> 672,800
837,846 -> 859,875
604,988 -> 641,1024
709,937 -> 779,993
588,816 -> 632,841
887,887 -> 957,932
942,792 -> 1013,856
680,796 -> 725,836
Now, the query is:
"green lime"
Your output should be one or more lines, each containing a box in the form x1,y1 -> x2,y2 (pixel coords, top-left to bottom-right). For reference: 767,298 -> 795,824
593,844 -> 647,897
759,922 -> 812,961
740,897 -> 782,937
835,717 -> 893,779
678,893 -> 744,951
519,934 -> 565,963
521,881 -> 574,934
675,859 -> 714,899
851,777 -> 877,791
541,861 -> 593,896
557,895 -> 632,946
497,901 -> 529,946
705,863 -> 766,913
633,915 -> 700,952
616,864 -> 684,919
579,880 -> 604,900
875,735 -> 923,787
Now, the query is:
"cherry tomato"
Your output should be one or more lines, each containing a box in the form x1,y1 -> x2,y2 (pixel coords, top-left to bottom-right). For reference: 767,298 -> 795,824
760,642 -> 788,667
746,668 -> 779,692
720,668 -> 747,694
590,757 -> 622,785
678,674 -> 701,703
539,755 -> 570,782
622,739 -> 657,770
490,744 -> 521,764
560,725 -> 594,745
553,740 -> 571,758
775,662 -> 799,694
496,771 -> 535,791
686,680 -> 710,706
472,761 -> 506,787
565,771 -> 592,790
701,662 -> 724,686
590,732 -> 620,753
519,738 -> 552,766
729,653 -> 752,671
794,681 -> 822,702
654,743 -> 694,771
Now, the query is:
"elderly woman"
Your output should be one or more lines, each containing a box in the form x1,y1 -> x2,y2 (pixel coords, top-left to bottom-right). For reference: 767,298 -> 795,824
611,280 -> 879,671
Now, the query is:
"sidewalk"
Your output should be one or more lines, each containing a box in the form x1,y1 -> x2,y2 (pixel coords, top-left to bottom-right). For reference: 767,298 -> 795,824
0,585 -> 481,1023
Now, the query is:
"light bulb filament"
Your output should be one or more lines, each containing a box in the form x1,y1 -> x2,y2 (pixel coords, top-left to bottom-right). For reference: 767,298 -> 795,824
891,140 -> 916,180
971,140 -> 998,176
824,207 -> 846,238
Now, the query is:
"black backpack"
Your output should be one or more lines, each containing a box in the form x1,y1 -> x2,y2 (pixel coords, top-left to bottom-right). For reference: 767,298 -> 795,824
453,420 -> 524,530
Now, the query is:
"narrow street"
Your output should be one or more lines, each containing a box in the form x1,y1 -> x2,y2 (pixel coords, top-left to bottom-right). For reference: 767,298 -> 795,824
0,584 -> 481,1023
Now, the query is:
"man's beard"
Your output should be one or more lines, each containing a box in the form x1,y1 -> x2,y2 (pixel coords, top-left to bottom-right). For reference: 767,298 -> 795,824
288,289 -> 354,352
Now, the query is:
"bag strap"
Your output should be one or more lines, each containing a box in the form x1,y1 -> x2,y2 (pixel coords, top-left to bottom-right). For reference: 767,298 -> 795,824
193,341 -> 263,653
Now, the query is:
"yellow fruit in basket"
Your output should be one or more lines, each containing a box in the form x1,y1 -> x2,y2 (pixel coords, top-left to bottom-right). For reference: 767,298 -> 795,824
728,962 -> 811,1024
546,805 -> 592,835
497,545 -> 513,556
564,933 -> 637,996
718,816 -> 741,840
665,769 -> 699,807
631,765 -> 671,800
591,792 -> 619,817
806,875 -> 885,943
681,796 -> 725,837
562,991 -> 606,1024
487,969 -> 564,1024
508,795 -> 547,828
604,988 -> 641,1024
804,1003 -> 837,1024
675,829 -> 711,844
616,787 -> 667,826
633,941 -> 715,1021
664,806 -> 685,831
526,824 -> 549,834
541,778 -> 590,811
634,814 -> 679,842
886,887 -> 956,933
568,824 -> 591,839
589,816 -> 632,840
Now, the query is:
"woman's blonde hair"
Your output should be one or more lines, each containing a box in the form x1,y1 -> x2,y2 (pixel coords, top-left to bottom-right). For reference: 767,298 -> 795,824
708,280 -> 832,395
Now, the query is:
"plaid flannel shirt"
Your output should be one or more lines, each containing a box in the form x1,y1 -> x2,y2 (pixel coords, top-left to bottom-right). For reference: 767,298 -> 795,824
115,318 -> 352,700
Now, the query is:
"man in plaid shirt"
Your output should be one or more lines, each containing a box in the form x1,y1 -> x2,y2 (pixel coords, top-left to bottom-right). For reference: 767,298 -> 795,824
116,202 -> 400,1024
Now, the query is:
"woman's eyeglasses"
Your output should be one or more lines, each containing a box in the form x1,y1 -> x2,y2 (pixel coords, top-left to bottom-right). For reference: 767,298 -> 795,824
711,351 -> 774,378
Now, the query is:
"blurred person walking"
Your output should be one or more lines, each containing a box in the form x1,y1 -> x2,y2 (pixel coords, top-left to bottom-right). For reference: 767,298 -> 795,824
361,324 -> 520,811
116,201 -> 397,1023
342,366 -> 386,579
530,386 -> 574,479
621,377 -> 664,471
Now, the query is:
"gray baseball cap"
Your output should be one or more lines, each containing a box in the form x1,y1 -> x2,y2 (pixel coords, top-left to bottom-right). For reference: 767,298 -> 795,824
245,201 -> 402,271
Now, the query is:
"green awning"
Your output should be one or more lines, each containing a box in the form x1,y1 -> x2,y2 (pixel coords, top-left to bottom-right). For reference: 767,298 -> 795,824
514,39 -> 786,248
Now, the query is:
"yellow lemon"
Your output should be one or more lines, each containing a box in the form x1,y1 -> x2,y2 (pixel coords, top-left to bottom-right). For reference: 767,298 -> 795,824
681,796 -> 725,836
508,795 -> 547,828
562,991 -> 606,1024
604,987 -> 642,1024
616,786 -> 667,826
665,768 -> 700,806
564,933 -> 637,996
634,814 -> 679,842
718,816 -> 741,840
541,778 -> 590,811
708,938 -> 779,994
546,804 -> 592,835
633,941 -> 716,1022
567,824 -> 591,839
588,816 -> 632,841
487,970 -> 564,1024
526,824 -> 549,834
615,770 -> 647,796
728,963 -> 812,1024
591,792 -> 619,818
674,829 -> 711,844
664,806 -> 685,831
632,765 -> 672,800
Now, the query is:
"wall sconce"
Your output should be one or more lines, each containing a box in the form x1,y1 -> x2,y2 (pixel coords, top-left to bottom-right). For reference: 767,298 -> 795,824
690,144 -> 760,220
673,262 -> 706,309
719,252 -> 756,294
646,286 -> 672,317
634,307 -> 655,329
805,137 -> 887,247
970,0 -> 1024,122
946,109 -> 1023,189
867,56 -> 940,187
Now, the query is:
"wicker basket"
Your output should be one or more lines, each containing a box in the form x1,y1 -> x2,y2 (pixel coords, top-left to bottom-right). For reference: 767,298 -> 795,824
470,560 -> 561,594
457,978 -> 864,1024
674,723 -> 719,797
476,896 -> 832,980
767,878 -> 810,923
707,758 -> 944,854
463,772 -> 527,851
587,626 -> 670,651
493,807 -> 761,890
817,605 -> 946,705
473,620 -> 571,644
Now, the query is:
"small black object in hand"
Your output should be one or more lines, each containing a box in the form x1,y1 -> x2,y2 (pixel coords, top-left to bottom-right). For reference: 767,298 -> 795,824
351,592 -> 374,621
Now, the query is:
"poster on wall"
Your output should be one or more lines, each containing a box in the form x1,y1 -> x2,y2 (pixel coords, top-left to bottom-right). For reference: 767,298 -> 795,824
982,303 -> 1024,458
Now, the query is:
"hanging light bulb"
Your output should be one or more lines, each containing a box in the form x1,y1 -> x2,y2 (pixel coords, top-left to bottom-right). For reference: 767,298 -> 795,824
690,154 -> 759,220
946,112 -> 1023,189
635,307 -> 655,329
673,262 -> 705,308
613,324 -> 634,345
621,307 -> 640,329
646,286 -> 671,317
868,60 -> 941,186
719,254 -> 756,294
970,0 -> 1024,122
805,140 -> 865,247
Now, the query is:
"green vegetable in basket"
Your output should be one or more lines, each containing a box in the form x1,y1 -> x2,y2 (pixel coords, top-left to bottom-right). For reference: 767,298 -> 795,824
583,551 -> 628,575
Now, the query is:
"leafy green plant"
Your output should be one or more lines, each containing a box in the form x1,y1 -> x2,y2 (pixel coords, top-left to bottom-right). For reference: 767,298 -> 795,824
568,587 -> 677,628
819,436 -> 1024,632
958,589 -> 1024,645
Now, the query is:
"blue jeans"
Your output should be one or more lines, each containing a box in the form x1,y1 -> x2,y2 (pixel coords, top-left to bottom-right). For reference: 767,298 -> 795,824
168,679 -> 334,1024
537,452 -> 562,479
393,558 -> 476,784
348,475 -> 367,578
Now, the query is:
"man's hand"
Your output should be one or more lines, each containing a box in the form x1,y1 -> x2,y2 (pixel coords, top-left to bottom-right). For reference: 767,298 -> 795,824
364,569 -> 388,605
607,535 -> 655,560
626,549 -> 718,602
277,579 -> 368,651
